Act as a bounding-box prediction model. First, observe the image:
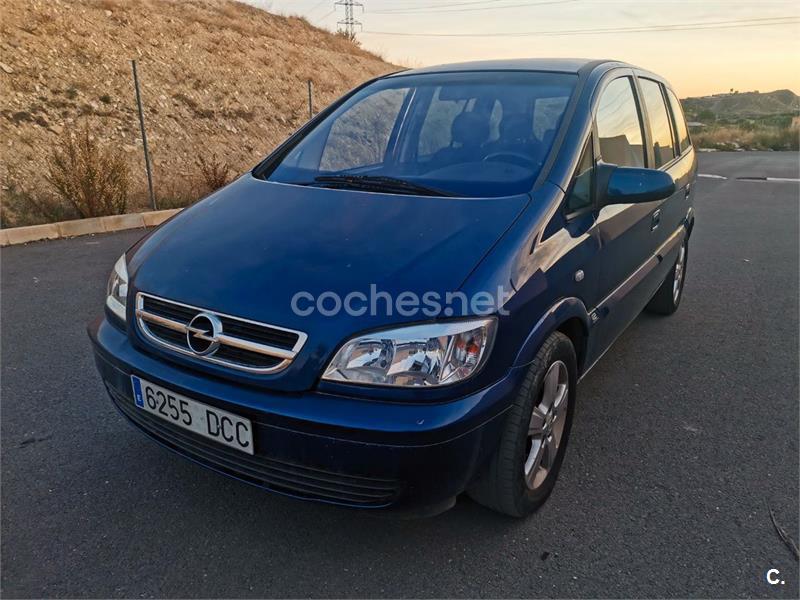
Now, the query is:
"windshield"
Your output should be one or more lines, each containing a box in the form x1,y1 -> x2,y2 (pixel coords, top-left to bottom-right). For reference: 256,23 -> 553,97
263,71 -> 577,198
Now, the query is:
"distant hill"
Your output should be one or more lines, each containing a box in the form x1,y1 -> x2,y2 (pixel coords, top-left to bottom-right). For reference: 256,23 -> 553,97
682,89 -> 800,120
0,0 -> 397,219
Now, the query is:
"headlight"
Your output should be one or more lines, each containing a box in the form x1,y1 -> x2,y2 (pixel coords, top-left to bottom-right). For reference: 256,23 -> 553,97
322,318 -> 496,387
106,254 -> 128,322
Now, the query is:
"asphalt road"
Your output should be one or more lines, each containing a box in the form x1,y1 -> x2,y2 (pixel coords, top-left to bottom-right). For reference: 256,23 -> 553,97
2,152 -> 798,599
697,150 -> 800,180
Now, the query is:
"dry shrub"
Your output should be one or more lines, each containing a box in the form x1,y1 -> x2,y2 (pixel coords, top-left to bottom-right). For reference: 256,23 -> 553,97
1,169 -> 78,228
334,29 -> 361,47
196,153 -> 231,192
45,124 -> 129,218
692,125 -> 799,151
157,174 -> 204,210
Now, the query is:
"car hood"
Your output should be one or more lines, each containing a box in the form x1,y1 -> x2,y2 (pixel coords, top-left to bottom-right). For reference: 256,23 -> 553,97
129,175 -> 529,390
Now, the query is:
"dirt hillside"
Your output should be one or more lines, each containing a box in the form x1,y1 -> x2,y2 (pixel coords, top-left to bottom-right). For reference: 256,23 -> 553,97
682,89 -> 799,120
0,0 -> 397,225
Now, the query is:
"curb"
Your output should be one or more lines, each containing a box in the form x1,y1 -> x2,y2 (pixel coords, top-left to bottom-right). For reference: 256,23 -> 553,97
0,208 -> 182,247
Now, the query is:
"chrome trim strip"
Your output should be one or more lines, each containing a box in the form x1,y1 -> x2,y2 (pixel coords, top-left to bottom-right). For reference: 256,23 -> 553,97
135,309 -> 185,332
135,293 -> 307,375
214,333 -> 296,361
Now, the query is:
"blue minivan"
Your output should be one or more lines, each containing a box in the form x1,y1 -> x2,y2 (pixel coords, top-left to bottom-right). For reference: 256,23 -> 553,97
90,59 -> 696,517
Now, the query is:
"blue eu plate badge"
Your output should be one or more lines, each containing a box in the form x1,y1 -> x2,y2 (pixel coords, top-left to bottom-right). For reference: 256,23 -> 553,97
131,376 -> 145,408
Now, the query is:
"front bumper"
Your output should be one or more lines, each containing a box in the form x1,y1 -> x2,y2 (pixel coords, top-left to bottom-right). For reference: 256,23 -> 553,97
89,317 -> 521,516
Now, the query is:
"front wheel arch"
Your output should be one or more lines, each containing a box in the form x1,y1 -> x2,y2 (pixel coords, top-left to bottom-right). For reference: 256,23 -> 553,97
512,297 -> 591,370
556,317 -> 588,375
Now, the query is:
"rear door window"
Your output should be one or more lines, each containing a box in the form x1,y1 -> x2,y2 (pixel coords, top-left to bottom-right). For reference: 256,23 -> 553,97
665,88 -> 692,154
639,78 -> 676,168
595,77 -> 645,168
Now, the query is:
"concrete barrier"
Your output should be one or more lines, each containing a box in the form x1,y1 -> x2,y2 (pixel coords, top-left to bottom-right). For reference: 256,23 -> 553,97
2,223 -> 60,246
96,213 -> 146,233
56,217 -> 108,238
142,209 -> 180,227
0,208 -> 182,247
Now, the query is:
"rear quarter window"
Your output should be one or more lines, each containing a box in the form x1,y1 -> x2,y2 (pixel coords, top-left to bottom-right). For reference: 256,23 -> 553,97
665,88 -> 692,154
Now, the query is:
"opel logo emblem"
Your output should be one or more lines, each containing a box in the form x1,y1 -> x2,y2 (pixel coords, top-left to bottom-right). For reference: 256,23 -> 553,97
186,312 -> 222,356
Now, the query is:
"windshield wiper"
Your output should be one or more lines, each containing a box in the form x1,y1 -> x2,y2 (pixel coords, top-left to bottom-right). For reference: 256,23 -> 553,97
311,174 -> 454,197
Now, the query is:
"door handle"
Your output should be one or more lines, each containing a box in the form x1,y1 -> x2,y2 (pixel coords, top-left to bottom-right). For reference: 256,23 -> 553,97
651,209 -> 661,231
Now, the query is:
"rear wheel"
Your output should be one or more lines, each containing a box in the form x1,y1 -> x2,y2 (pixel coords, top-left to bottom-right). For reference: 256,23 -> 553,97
468,332 -> 576,517
646,237 -> 688,315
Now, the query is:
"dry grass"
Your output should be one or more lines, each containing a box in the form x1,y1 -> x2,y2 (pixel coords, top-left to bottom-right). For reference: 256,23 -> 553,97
154,174 -> 205,210
0,0 -> 398,227
0,177 -> 77,227
693,125 -> 799,151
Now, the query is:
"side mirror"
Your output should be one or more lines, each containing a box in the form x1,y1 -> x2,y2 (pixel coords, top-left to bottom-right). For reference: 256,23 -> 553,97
596,162 -> 676,206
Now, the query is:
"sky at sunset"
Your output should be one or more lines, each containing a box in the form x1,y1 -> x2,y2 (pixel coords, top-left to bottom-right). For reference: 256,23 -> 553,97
253,0 -> 799,98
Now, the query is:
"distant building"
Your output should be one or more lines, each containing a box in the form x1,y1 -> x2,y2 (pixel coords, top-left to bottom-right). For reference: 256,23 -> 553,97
687,122 -> 706,129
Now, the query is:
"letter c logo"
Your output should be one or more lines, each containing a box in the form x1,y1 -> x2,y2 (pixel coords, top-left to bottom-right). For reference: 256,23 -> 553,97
766,569 -> 782,585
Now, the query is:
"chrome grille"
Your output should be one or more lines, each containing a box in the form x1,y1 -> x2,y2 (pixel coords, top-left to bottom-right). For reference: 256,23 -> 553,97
135,293 -> 307,374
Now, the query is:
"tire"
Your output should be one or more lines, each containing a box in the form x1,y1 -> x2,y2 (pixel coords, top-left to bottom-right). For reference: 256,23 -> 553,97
646,237 -> 688,315
468,331 -> 577,517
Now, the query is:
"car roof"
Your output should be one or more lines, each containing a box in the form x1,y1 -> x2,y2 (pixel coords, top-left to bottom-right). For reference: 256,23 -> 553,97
387,58 -> 622,77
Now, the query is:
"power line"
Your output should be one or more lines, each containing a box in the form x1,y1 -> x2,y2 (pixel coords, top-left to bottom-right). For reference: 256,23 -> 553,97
362,15 -> 799,37
370,0 -> 537,14
371,0 -> 578,15
307,0 -> 329,15
367,0 -> 527,8
380,0 -> 516,6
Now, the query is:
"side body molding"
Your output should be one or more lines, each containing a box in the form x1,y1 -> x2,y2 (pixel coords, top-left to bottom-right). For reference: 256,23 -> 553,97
512,297 -> 591,368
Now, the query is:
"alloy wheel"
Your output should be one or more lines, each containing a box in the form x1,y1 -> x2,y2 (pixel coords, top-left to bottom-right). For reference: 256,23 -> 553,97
524,360 -> 569,490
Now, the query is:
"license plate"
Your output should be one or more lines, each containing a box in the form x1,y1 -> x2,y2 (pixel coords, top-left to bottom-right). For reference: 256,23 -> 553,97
130,376 -> 254,455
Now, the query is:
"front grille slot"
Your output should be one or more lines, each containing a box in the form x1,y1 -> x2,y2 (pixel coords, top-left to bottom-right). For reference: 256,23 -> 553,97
147,322 -> 189,348
219,317 -> 298,350
135,293 -> 306,374
109,387 -> 399,507
214,345 -> 282,369
142,296 -> 196,323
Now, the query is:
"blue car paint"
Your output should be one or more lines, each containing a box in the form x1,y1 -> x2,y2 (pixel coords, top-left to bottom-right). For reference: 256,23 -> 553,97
125,178 -> 531,394
89,58 -> 696,515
